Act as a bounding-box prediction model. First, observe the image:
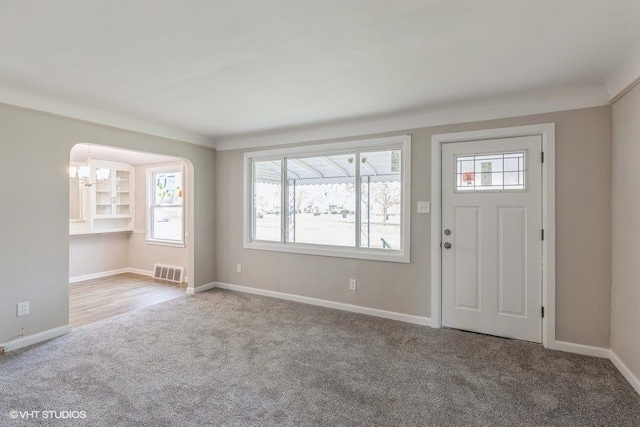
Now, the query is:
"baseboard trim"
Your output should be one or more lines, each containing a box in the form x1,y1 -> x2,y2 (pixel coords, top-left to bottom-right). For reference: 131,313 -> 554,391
610,351 -> 640,395
186,282 -> 217,295
212,282 -> 433,326
548,340 -> 611,358
69,268 -> 130,284
70,268 -> 187,284
1,325 -> 71,353
127,268 -> 154,277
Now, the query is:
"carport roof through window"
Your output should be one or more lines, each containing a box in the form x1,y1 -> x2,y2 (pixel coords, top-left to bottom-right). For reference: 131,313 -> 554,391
246,135 -> 411,263
254,152 -> 401,185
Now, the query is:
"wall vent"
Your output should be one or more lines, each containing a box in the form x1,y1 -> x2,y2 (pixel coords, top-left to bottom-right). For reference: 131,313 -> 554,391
153,264 -> 185,283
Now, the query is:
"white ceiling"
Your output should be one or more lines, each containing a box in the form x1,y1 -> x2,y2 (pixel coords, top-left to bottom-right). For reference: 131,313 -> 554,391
1,0 -> 639,149
70,143 -> 182,166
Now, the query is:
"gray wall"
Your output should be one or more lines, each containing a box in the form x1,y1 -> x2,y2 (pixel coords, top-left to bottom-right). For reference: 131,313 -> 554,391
612,84 -> 640,380
0,104 -> 215,344
215,106 -> 612,348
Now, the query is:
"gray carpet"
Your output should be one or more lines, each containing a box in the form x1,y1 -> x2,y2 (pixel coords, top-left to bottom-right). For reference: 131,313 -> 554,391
1,289 -> 639,426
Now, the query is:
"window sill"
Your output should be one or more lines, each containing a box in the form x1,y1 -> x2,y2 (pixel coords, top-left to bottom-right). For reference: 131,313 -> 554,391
145,239 -> 186,248
244,240 -> 410,263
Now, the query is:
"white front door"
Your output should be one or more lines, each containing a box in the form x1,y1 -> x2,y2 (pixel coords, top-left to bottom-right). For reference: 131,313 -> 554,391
441,136 -> 543,342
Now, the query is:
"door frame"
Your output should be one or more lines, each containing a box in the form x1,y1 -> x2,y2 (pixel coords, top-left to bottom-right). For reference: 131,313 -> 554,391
430,123 -> 556,348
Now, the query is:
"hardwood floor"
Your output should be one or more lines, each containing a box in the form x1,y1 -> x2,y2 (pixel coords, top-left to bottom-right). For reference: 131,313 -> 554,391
69,273 -> 187,328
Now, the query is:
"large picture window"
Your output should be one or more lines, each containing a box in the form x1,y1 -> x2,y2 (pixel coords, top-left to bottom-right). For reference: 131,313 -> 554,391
148,165 -> 185,245
244,136 -> 411,262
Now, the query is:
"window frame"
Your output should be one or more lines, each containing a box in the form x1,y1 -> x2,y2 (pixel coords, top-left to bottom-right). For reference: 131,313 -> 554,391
146,164 -> 186,247
243,135 -> 411,263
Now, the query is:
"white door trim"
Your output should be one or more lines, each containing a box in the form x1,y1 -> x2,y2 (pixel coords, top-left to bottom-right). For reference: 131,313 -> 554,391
430,123 -> 556,349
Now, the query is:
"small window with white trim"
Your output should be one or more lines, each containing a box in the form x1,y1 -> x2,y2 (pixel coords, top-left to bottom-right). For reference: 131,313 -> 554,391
244,136 -> 411,263
455,151 -> 526,192
147,165 -> 185,245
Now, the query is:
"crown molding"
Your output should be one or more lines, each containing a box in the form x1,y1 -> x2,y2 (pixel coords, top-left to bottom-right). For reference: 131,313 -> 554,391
214,85 -> 609,151
0,87 -> 215,148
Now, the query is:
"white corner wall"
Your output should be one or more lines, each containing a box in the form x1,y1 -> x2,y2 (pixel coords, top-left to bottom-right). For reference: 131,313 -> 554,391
611,83 -> 640,387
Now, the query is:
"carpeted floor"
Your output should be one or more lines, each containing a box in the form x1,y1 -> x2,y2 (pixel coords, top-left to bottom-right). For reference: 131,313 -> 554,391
1,289 -> 639,426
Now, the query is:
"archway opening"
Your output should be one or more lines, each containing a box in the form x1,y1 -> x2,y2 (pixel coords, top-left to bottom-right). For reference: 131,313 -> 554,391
68,143 -> 194,327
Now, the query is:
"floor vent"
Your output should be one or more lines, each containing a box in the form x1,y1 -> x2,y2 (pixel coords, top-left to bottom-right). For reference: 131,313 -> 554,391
153,264 -> 185,283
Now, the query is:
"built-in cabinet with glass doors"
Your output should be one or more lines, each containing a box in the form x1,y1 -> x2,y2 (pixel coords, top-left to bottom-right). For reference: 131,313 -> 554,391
69,159 -> 135,234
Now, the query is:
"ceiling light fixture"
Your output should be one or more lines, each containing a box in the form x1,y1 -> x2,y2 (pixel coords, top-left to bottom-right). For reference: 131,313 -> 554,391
69,147 -> 110,187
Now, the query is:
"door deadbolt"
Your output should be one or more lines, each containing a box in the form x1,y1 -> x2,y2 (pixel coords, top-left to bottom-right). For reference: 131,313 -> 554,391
443,242 -> 452,249
444,229 -> 451,236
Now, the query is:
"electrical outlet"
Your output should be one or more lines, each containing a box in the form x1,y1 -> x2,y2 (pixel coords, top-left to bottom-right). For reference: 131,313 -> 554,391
17,301 -> 29,317
349,279 -> 357,291
236,264 -> 242,273
417,201 -> 431,214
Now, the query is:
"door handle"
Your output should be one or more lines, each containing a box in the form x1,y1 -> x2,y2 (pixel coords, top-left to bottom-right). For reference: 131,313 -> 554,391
443,242 -> 452,249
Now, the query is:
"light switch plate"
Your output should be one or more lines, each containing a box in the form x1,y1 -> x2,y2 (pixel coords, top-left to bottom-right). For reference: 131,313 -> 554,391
417,201 -> 430,214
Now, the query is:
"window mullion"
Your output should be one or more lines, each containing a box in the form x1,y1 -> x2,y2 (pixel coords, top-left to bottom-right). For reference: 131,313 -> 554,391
251,161 -> 257,241
355,152 -> 361,248
281,157 -> 288,243
149,173 -> 155,240
149,205 -> 154,240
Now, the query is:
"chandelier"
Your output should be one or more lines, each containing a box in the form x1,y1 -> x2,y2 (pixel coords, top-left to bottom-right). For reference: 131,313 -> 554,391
69,147 -> 110,187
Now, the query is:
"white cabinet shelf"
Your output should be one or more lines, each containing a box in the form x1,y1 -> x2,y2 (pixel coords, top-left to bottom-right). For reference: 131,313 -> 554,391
69,159 -> 135,235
